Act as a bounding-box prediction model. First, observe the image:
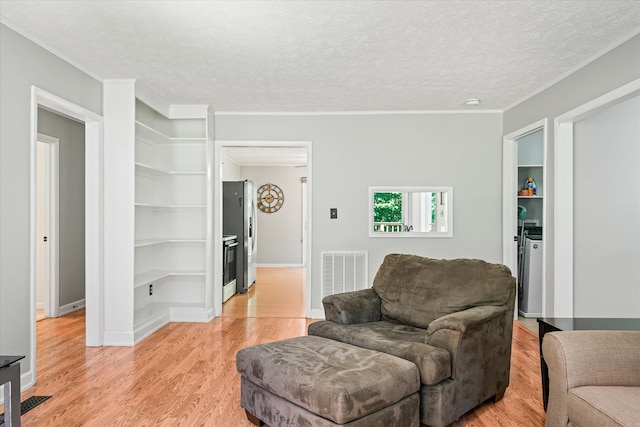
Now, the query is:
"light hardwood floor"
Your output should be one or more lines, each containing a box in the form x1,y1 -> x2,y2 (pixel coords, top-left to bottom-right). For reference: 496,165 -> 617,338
15,267 -> 546,426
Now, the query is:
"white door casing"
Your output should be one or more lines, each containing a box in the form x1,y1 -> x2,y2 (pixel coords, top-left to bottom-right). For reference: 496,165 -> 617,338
29,86 -> 104,388
213,140 -> 313,318
553,79 -> 640,317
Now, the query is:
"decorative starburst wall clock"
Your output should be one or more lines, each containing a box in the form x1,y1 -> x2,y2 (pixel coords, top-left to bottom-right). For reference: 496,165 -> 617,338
257,183 -> 284,213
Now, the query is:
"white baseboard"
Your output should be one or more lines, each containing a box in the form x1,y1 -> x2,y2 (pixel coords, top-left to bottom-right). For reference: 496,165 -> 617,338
37,302 -> 45,309
309,308 -> 325,319
58,299 -> 85,316
103,330 -> 136,346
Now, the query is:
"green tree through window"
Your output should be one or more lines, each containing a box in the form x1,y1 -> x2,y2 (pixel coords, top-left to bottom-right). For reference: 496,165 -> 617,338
373,192 -> 402,223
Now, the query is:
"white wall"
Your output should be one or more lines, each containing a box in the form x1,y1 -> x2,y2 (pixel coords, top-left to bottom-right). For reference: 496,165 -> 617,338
242,166 -> 307,266
573,95 -> 640,316
215,112 -> 504,314
0,24 -> 102,378
38,108 -> 86,307
503,34 -> 640,315
221,152 -> 242,181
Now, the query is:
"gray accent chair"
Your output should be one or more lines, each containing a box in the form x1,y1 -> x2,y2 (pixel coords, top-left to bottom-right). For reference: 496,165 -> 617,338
308,254 -> 516,427
542,330 -> 640,427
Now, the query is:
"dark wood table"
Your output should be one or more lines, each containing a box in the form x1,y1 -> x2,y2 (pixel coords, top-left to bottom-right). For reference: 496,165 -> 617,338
537,317 -> 640,410
1,355 -> 25,426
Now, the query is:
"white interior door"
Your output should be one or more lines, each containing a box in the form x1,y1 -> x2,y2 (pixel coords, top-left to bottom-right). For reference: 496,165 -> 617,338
36,141 -> 50,316
36,134 -> 60,318
301,177 -> 308,266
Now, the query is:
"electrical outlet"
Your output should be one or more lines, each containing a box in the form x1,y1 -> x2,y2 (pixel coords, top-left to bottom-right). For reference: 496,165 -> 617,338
330,208 -> 338,219
149,284 -> 153,296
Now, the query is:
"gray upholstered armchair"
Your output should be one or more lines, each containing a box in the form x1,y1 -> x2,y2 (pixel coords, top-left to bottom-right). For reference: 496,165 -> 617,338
308,254 -> 516,427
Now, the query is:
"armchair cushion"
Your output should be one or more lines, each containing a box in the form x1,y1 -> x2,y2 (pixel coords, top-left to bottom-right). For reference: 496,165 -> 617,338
373,254 -> 514,329
308,320 -> 451,385
567,386 -> 640,427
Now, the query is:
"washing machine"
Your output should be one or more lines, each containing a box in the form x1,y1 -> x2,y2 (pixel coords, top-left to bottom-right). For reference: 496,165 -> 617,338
519,236 -> 543,317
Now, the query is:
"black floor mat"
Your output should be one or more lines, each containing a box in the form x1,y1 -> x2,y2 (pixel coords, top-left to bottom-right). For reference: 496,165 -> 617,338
0,395 -> 51,423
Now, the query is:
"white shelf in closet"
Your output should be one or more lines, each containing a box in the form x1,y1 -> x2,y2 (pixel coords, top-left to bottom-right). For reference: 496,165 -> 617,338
518,164 -> 544,168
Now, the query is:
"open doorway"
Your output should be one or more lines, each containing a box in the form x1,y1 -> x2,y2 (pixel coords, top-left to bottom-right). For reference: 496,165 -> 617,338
502,120 -> 548,321
213,141 -> 312,318
36,108 -> 87,319
28,87 -> 104,387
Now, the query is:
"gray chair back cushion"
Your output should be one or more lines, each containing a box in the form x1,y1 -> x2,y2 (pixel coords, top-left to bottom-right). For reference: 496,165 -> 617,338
372,254 -> 515,329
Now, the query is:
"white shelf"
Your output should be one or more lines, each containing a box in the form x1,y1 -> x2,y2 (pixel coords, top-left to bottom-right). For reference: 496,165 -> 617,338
134,238 -> 206,247
135,120 -> 170,144
134,302 -> 170,327
134,302 -> 207,331
135,203 -> 206,209
169,170 -> 206,175
136,163 -> 205,176
135,162 -> 170,176
134,269 -> 206,288
169,137 -> 206,145
518,196 -> 543,199
518,164 -> 544,168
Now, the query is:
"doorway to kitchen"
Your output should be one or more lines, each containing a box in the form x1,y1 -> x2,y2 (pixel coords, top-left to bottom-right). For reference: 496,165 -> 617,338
214,140 -> 312,318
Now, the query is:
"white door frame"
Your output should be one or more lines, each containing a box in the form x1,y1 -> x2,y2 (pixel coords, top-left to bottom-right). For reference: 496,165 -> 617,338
37,134 -> 60,318
213,140 -> 313,317
502,119 -> 548,319
30,87 -> 104,385
553,78 -> 640,317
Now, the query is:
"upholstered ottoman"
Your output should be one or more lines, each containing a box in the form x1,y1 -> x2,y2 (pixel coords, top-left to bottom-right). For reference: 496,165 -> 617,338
236,335 -> 420,427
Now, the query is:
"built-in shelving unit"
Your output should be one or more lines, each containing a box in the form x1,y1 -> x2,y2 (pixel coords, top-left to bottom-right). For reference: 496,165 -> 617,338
517,138 -> 544,227
133,100 -> 211,339
103,80 -> 214,346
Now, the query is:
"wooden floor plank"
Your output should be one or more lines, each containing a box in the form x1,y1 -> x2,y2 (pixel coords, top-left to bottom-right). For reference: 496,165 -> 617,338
16,267 -> 546,426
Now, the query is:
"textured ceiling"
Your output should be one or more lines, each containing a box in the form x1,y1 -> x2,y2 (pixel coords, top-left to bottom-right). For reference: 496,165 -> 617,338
1,0 -> 639,113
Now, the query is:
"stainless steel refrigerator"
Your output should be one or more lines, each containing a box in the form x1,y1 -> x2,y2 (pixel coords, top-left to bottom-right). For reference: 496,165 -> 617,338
223,180 -> 257,293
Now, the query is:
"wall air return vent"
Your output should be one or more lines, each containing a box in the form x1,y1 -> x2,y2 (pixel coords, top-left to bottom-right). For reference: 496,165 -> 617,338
321,251 -> 368,297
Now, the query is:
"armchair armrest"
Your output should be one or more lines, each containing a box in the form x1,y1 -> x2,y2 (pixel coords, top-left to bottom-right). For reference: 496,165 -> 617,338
425,305 -> 506,336
542,330 -> 640,427
322,288 -> 382,324
425,305 -> 513,401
